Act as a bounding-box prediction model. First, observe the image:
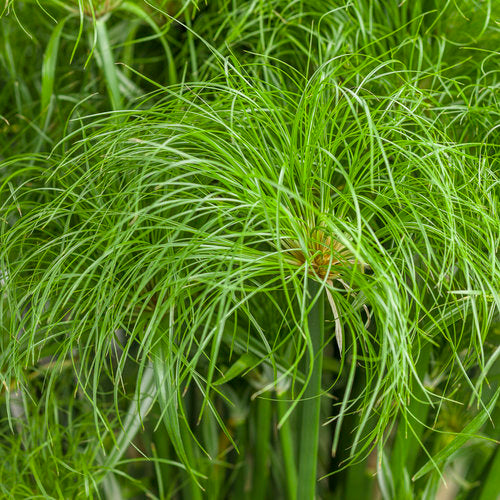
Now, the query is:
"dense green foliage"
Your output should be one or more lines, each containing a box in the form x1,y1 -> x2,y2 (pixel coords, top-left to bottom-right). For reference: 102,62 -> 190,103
1,1 -> 499,498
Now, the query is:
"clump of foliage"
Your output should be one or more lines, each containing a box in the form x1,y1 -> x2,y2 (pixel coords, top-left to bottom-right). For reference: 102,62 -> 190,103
1,1 -> 499,499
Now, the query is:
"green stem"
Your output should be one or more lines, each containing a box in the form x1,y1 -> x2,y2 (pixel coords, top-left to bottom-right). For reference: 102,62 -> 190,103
201,405 -> 221,500
231,420 -> 249,500
253,391 -> 272,500
391,342 -> 432,496
180,414 -> 203,500
297,280 -> 324,500
95,17 -> 123,111
277,391 -> 298,500
479,446 -> 500,500
152,425 -> 172,499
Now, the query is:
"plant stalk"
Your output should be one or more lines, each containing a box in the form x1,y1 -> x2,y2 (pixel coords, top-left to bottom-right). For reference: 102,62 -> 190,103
277,391 -> 298,500
253,391 -> 272,500
390,342 -> 432,497
297,280 -> 324,499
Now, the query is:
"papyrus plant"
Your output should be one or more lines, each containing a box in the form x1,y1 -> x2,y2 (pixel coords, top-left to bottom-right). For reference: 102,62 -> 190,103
1,50 -> 498,497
